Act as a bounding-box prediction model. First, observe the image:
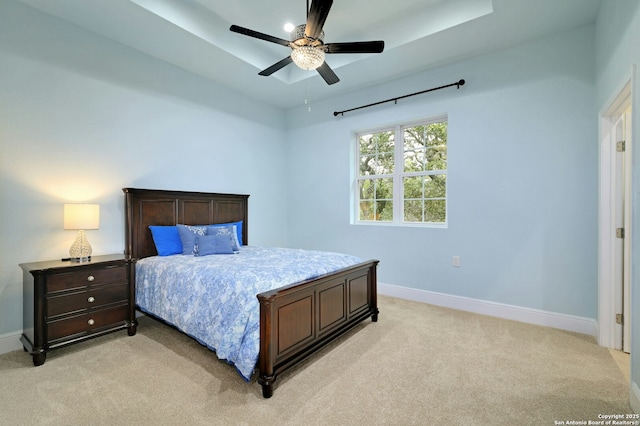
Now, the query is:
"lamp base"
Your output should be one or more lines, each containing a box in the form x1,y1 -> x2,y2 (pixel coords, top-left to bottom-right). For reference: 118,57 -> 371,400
69,230 -> 93,262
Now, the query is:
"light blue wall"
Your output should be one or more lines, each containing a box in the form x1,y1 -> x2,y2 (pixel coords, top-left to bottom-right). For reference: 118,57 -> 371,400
285,26 -> 597,318
594,0 -> 640,404
0,2 -> 289,335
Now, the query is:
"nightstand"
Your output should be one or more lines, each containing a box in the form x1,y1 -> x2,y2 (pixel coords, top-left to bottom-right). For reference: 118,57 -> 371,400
20,254 -> 137,366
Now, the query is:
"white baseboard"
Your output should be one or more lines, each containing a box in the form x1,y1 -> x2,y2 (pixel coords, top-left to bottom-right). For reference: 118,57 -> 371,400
378,282 -> 598,338
0,331 -> 23,355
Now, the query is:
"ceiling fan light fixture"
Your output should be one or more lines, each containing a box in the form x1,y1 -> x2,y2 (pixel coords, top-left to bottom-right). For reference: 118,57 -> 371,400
291,45 -> 325,70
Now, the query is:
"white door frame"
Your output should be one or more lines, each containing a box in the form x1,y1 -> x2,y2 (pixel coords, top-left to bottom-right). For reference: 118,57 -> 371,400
599,66 -> 636,349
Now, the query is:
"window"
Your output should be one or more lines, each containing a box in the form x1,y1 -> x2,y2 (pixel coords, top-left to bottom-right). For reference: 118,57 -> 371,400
355,116 -> 448,226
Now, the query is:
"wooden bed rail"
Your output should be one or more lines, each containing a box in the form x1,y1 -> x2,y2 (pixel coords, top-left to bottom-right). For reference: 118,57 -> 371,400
257,260 -> 379,398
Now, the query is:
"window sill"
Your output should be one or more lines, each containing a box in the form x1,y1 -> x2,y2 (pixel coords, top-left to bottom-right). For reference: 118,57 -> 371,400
353,221 -> 448,229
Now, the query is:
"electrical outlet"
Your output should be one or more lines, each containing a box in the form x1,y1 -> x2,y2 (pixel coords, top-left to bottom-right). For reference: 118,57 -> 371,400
452,256 -> 461,267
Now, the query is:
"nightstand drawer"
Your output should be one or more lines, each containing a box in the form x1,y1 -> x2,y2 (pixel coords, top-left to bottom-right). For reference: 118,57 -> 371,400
47,304 -> 129,343
47,284 -> 129,319
47,266 -> 127,293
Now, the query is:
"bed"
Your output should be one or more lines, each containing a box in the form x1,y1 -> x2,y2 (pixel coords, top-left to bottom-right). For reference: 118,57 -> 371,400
123,188 -> 379,398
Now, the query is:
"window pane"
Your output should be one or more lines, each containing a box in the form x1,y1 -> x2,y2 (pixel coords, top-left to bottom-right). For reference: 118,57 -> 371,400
404,175 -> 446,199
374,131 -> 395,153
403,175 -> 446,223
360,155 -> 384,176
404,122 -> 447,172
359,200 -> 375,221
378,200 -> 393,221
425,175 -> 446,198
378,177 -> 393,198
403,176 -> 422,199
359,134 -> 376,155
426,122 -> 447,147
426,146 -> 447,170
404,200 -> 423,222
360,152 -> 394,175
359,177 -> 393,221
359,179 -> 375,199
403,126 -> 425,148
360,199 -> 393,221
375,178 -> 393,221
425,121 -> 447,170
404,149 -> 424,172
359,131 -> 395,176
425,200 -> 446,222
403,126 -> 425,172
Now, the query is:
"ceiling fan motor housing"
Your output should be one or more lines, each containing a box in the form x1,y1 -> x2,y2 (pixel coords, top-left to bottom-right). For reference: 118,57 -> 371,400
292,24 -> 324,46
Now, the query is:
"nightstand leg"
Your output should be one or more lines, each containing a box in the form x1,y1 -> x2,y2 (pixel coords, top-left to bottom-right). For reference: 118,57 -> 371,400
127,320 -> 138,336
32,352 -> 46,366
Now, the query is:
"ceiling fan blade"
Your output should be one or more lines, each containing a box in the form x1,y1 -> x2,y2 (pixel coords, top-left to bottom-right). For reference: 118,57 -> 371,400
230,25 -> 290,47
325,41 -> 385,54
317,62 -> 339,85
305,0 -> 333,40
259,56 -> 293,76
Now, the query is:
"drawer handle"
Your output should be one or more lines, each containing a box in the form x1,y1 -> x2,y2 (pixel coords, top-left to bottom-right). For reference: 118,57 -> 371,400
87,296 -> 95,303
87,319 -> 95,326
87,275 -> 95,282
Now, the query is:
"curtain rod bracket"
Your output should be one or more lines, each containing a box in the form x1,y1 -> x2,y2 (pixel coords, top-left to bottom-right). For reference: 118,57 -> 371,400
333,78 -> 466,117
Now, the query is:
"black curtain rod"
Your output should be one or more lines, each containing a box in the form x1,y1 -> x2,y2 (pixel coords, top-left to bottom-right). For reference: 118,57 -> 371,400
333,79 -> 465,117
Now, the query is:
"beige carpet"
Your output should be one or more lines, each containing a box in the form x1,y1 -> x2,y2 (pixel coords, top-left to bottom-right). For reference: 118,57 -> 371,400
0,296 -> 631,425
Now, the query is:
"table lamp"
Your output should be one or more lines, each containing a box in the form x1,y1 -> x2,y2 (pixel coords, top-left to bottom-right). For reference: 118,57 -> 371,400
64,204 -> 99,262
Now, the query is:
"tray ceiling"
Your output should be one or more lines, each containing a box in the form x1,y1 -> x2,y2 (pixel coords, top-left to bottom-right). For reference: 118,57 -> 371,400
17,0 -> 602,109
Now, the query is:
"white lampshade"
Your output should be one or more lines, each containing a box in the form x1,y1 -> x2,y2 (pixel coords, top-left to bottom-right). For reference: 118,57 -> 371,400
64,204 -> 100,230
64,204 -> 99,262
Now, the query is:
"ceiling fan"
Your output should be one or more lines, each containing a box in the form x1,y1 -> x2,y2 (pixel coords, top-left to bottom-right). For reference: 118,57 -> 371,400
229,0 -> 385,85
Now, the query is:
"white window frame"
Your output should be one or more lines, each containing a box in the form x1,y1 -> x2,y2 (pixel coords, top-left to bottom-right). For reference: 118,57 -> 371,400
353,115 -> 448,228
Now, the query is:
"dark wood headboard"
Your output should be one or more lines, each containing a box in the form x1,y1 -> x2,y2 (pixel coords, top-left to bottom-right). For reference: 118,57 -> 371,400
123,188 -> 249,259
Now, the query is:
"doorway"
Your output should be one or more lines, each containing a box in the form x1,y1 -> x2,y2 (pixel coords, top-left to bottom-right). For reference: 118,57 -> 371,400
615,106 -> 632,353
598,70 -> 634,354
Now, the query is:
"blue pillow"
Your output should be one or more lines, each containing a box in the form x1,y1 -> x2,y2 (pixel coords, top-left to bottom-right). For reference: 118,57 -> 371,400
148,226 -> 182,256
206,225 -> 240,252
208,221 -> 243,246
176,224 -> 207,255
195,234 -> 235,256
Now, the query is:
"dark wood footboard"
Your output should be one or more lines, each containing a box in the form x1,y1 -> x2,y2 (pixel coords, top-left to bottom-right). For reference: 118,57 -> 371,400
257,260 -> 379,398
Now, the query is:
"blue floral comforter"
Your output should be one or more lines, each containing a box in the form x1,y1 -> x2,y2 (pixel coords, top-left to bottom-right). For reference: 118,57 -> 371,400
135,246 -> 363,381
